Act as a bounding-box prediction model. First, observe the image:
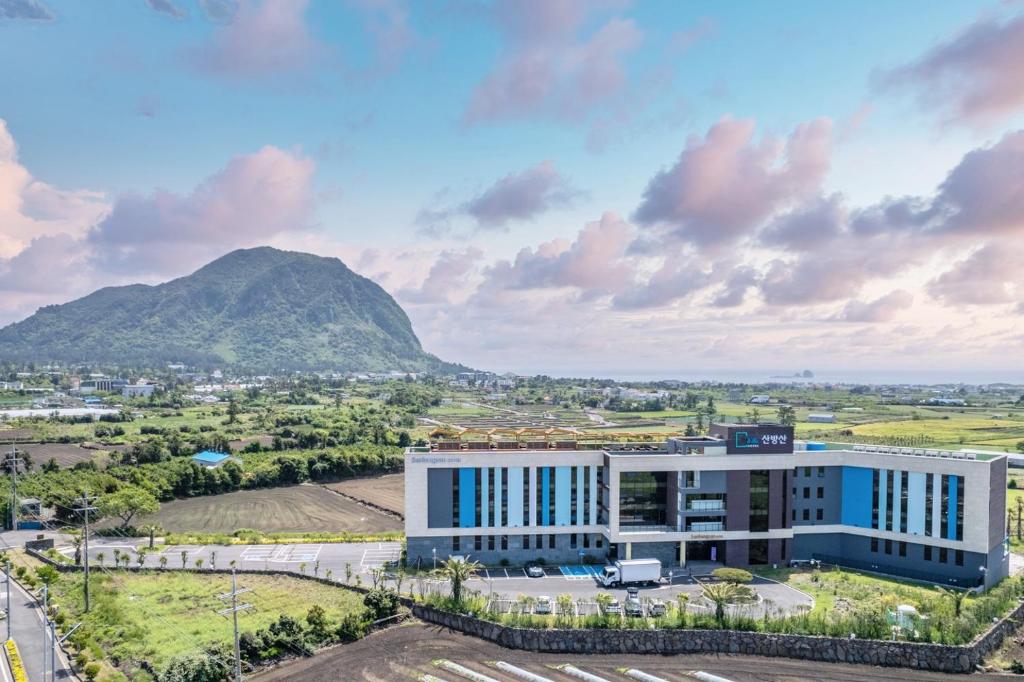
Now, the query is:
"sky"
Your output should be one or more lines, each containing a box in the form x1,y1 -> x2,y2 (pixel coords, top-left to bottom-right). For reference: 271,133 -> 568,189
1,0 -> 1024,377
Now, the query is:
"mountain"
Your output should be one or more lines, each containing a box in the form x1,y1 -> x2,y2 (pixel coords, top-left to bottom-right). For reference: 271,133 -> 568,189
0,247 -> 459,372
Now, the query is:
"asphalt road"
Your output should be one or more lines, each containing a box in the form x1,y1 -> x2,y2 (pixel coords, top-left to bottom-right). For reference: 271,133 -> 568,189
255,621 -> 1006,682
1,573 -> 75,681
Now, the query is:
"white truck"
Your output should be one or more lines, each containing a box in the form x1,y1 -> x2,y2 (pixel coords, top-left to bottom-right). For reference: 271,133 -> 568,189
599,558 -> 662,587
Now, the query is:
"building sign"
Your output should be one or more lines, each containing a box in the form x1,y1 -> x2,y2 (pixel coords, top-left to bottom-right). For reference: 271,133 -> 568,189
409,455 -> 463,465
712,424 -> 795,455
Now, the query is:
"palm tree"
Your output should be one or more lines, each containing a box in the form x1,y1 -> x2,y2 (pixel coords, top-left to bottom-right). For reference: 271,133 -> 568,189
676,593 -> 689,626
96,552 -> 105,568
209,551 -> 217,570
136,550 -> 146,568
937,586 -> 970,618
159,555 -> 168,570
702,582 -> 742,625
141,524 -> 161,549
69,533 -> 84,566
113,549 -> 122,567
180,550 -> 188,569
195,558 -> 204,571
437,556 -> 482,605
299,562 -> 307,575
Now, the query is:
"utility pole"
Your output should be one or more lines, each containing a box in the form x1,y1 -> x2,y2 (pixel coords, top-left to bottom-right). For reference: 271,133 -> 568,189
41,584 -> 48,682
49,619 -> 56,682
74,493 -> 99,613
5,445 -> 22,531
217,569 -> 252,682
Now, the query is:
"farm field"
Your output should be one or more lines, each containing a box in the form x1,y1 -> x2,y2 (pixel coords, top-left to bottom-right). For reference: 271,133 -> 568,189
324,473 -> 404,516
134,484 -> 402,534
16,442 -> 110,468
9,552 -> 367,675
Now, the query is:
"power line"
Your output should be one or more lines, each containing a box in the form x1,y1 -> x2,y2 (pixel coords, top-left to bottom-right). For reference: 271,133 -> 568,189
72,493 -> 98,612
4,445 -> 23,531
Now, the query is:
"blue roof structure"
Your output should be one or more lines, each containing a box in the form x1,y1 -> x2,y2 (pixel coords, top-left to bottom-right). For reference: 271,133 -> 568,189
192,450 -> 231,465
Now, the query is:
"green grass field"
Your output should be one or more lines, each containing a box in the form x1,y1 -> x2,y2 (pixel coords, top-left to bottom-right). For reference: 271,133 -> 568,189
757,565 -> 946,616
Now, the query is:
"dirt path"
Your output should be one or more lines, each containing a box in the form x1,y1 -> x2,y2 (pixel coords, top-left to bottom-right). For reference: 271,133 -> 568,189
253,621 -> 1005,682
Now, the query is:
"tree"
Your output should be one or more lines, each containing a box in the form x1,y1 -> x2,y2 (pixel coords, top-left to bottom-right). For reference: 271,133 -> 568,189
701,582 -> 742,624
437,556 -> 481,605
142,524 -> 161,549
96,552 -> 105,567
69,532 -> 83,566
937,586 -> 970,618
160,555 -> 168,570
1017,441 -> 1024,454
35,564 -> 59,587
363,588 -> 400,620
777,405 -> 797,427
676,593 -> 689,626
227,397 -> 240,424
99,486 -> 160,529
181,550 -> 188,569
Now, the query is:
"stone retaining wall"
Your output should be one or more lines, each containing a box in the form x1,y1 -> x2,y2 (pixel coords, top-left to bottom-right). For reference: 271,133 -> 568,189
412,601 -> 1024,674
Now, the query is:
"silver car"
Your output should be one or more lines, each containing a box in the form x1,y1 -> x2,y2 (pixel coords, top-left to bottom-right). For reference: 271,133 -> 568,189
603,599 -> 622,615
526,565 -> 545,578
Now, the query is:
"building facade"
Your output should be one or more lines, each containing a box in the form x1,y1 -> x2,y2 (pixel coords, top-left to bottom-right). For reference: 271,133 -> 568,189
405,425 -> 1009,589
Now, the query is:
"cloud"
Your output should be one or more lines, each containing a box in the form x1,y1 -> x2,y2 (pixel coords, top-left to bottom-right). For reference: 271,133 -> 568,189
0,119 -> 109,259
761,193 -> 845,251
417,161 -> 581,235
927,242 -> 1023,305
397,247 -> 482,304
837,290 -> 914,322
86,145 -> 316,276
463,0 -> 643,124
145,0 -> 186,19
711,265 -> 760,307
191,0 -> 323,81
483,212 -> 634,295
199,0 -> 238,22
633,117 -> 832,247
0,234 -> 89,296
878,12 -> 1024,126
667,17 -> 715,53
348,0 -> 417,77
612,257 -> 709,309
0,0 -> 53,20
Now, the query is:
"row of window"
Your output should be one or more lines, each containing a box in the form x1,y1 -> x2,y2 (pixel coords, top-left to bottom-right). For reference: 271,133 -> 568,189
868,537 -> 965,566
450,533 -> 605,552
795,486 -> 825,499
452,466 -> 597,528
793,508 -> 825,521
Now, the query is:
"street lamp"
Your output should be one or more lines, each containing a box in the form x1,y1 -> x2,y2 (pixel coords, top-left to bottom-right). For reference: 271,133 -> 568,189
432,547 -> 437,570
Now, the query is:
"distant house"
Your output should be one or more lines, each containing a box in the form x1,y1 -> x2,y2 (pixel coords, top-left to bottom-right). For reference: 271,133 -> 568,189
122,384 -> 157,398
807,413 -> 836,423
191,451 -> 235,468
749,395 -> 771,404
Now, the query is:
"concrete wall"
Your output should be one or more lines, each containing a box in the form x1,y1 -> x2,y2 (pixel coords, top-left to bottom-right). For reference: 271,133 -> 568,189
413,600 -> 1024,674
408,533 -> 606,567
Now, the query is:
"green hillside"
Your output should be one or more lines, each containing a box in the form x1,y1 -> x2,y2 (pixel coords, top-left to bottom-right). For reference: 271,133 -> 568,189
0,247 -> 457,372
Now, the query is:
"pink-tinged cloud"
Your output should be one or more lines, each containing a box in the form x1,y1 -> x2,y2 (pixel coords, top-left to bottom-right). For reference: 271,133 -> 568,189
465,161 -> 580,229
463,0 -> 642,124
397,247 -> 482,304
927,242 -> 1022,305
710,265 -> 760,308
633,117 -> 832,247
484,212 -> 633,294
879,12 -> 1024,126
86,145 -> 315,275
761,193 -> 845,251
192,0 -> 322,81
837,290 -> 914,323
612,257 -> 709,310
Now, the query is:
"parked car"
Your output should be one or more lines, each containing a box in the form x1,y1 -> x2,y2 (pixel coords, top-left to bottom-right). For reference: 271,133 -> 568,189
534,596 -> 552,614
603,599 -> 622,615
648,599 -> 667,617
526,564 -> 545,578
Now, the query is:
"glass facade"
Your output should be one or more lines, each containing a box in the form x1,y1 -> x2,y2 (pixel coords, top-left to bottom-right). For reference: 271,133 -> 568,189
618,471 -> 668,527
749,469 -> 770,532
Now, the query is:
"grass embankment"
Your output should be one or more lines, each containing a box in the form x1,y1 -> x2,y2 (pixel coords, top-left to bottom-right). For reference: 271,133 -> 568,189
7,551 -> 370,681
161,529 -> 404,545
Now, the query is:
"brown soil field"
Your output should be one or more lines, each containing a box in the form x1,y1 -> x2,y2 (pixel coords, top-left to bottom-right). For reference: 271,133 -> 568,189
138,484 -> 402,534
324,473 -> 404,517
228,435 -> 275,451
17,443 -> 108,468
255,621 -> 994,682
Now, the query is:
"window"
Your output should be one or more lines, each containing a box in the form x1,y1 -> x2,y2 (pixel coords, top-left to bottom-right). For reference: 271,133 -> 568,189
900,471 -> 908,534
501,535 -> 508,550
596,536 -> 603,548
475,469 -> 482,527
816,508 -> 824,521
884,539 -> 892,555
803,467 -> 811,477
548,534 -> 556,549
872,469 -> 880,530
956,476 -> 964,542
939,547 -> 948,564
618,471 -> 668,527
924,545 -> 932,561
925,473 -> 934,537
570,533 -> 577,549
748,539 -> 769,565
583,533 -> 590,549
792,509 -> 796,521
802,508 -> 810,521
750,470 -> 771,532
570,466 -> 578,525
955,550 -> 964,567
487,535 -> 495,551
803,487 -> 810,499
522,534 -> 530,550
792,486 -> 796,497
453,536 -> 461,551
816,487 -> 824,499
452,469 -> 460,527
940,475 -> 950,539
817,466 -> 825,478
885,470 -> 894,531
474,535 -> 482,551
898,541 -> 906,557
870,537 -> 878,553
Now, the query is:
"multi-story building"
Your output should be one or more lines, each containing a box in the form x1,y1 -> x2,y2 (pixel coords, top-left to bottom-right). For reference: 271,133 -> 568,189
404,424 -> 1009,589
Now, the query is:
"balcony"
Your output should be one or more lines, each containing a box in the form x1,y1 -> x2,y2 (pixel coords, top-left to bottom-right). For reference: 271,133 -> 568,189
687,521 -> 725,532
686,499 -> 725,512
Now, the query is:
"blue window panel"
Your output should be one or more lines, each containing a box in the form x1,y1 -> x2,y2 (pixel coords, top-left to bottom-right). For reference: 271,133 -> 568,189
878,469 -> 888,529
507,467 -> 524,527
541,467 -> 551,526
481,467 -> 489,528
907,472 -> 926,535
555,466 -> 571,526
947,475 -> 959,540
840,466 -> 873,528
459,468 -> 476,528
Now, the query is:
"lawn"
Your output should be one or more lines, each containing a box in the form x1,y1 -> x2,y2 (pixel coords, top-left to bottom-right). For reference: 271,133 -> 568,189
756,565 -> 944,616
126,484 -> 402,535
12,553 -> 368,678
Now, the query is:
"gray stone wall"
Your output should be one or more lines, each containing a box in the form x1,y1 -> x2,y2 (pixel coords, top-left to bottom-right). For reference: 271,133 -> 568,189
412,600 -> 1024,674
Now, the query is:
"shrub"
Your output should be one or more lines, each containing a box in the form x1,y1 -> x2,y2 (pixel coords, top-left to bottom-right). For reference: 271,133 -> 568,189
364,589 -> 400,620
712,567 -> 753,583
83,662 -> 101,682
